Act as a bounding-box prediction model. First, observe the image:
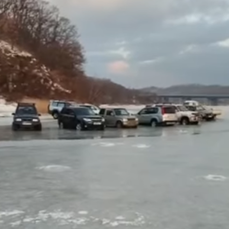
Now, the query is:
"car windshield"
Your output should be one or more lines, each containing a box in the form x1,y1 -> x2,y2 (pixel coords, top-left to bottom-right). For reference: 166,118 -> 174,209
196,105 -> 205,111
73,108 -> 95,115
177,105 -> 189,111
114,108 -> 129,115
16,106 -> 37,115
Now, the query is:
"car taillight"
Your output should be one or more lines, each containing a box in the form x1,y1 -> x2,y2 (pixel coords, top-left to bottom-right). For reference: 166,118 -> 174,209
161,107 -> 165,114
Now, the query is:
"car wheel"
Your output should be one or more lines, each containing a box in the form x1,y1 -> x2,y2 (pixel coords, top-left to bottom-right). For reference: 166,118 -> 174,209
52,112 -> 59,119
150,119 -> 157,127
12,124 -> 19,131
76,123 -> 82,131
116,121 -> 123,128
100,125 -> 105,130
180,117 -> 189,125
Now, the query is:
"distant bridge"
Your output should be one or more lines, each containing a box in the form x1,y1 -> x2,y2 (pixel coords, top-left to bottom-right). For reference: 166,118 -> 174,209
157,94 -> 229,99
156,94 -> 229,105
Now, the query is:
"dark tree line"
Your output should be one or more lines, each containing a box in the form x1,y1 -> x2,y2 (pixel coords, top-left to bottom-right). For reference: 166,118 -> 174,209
0,0 -> 85,77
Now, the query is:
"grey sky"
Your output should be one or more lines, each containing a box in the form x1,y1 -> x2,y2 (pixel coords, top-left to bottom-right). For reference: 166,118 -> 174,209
49,0 -> 229,87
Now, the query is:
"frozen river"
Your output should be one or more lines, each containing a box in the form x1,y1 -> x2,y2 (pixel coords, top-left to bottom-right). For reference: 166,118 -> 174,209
0,107 -> 229,228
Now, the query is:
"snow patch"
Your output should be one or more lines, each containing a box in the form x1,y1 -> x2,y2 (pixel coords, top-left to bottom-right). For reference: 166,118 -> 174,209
36,165 -> 71,172
0,40 -> 31,57
132,144 -> 150,148
203,174 -> 227,181
0,210 -> 146,227
78,211 -> 88,215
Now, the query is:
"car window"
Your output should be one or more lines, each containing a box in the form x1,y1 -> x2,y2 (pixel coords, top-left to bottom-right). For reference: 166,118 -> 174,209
99,109 -> 105,115
163,106 -> 176,114
196,106 -> 204,111
106,110 -> 114,116
114,108 -> 129,115
51,101 -> 58,106
60,108 -> 67,114
139,109 -> 147,115
177,105 -> 188,111
186,106 -> 196,111
16,106 -> 37,115
73,108 -> 95,115
146,108 -> 158,114
57,102 -> 67,107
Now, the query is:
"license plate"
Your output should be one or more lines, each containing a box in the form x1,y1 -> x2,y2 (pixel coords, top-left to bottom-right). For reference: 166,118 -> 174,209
167,122 -> 175,124
93,122 -> 101,125
23,122 -> 31,125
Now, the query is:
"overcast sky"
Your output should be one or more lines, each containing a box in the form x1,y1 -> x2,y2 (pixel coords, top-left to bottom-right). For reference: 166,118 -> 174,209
49,0 -> 229,88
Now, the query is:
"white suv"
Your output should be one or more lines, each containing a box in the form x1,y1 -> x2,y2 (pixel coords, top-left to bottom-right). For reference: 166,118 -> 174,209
173,104 -> 200,125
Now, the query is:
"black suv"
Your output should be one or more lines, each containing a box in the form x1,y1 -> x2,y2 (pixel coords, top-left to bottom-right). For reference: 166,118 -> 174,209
58,106 -> 105,130
12,103 -> 42,131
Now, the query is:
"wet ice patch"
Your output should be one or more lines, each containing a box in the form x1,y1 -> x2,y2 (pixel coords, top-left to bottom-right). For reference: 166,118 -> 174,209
179,129 -> 188,134
115,216 -> 125,220
36,165 -> 71,172
78,211 -> 88,215
132,144 -> 150,148
203,174 -> 227,181
92,142 -> 124,147
0,210 -> 146,227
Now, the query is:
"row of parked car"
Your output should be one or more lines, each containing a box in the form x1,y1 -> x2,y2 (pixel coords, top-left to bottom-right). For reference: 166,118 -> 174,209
11,100 -> 220,131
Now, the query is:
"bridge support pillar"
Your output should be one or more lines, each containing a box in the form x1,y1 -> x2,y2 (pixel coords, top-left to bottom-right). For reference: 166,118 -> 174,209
208,98 -> 218,106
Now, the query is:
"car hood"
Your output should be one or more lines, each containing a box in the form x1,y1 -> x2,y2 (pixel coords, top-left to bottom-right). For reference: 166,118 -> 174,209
14,114 -> 39,118
117,115 -> 136,118
78,115 -> 102,119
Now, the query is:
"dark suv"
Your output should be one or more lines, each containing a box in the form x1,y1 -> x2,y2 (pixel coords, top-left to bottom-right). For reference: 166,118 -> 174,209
58,106 -> 105,130
12,103 -> 42,131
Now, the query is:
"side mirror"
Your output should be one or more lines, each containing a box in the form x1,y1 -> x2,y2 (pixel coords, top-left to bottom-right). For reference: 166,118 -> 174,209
12,113 -> 15,115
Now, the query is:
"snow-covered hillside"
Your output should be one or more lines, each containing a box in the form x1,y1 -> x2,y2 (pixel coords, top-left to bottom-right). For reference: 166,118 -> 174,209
0,40 -> 70,97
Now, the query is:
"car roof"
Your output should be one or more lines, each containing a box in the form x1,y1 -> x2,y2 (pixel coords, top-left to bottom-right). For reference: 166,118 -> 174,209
17,102 -> 35,106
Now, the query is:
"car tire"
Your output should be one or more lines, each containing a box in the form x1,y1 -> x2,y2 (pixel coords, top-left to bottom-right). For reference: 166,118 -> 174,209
116,121 -> 123,128
100,125 -> 105,130
35,125 -> 42,131
62,122 -> 67,129
12,124 -> 19,131
180,117 -> 189,125
52,112 -> 59,119
150,119 -> 157,127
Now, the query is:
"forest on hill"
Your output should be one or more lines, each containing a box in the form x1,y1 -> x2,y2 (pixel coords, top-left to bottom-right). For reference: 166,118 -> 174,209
0,0 -> 153,104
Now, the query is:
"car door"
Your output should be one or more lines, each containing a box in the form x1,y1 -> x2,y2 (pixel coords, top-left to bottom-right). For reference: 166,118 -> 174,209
143,107 -> 160,124
68,109 -> 76,128
137,108 -> 148,124
104,109 -> 115,126
59,108 -> 67,125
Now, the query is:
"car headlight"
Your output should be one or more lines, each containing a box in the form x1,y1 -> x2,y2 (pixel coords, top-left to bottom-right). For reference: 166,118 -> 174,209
15,118 -> 22,121
123,118 -> 127,122
32,119 -> 39,122
83,118 -> 92,122
135,117 -> 138,121
102,118 -> 105,122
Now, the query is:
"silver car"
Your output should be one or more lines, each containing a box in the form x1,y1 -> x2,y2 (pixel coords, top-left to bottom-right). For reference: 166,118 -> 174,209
99,108 -> 138,128
136,106 -> 163,127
